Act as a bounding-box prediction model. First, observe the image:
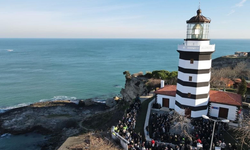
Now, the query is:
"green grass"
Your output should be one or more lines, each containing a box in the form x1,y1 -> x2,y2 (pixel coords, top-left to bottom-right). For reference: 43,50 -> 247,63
135,97 -> 154,139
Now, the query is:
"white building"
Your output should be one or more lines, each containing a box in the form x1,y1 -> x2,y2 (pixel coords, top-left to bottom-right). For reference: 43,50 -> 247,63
155,9 -> 242,121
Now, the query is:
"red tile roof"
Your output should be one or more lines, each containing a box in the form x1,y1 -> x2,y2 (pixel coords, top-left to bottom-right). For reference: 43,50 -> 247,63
209,90 -> 242,106
154,85 -> 176,97
155,85 -> 242,106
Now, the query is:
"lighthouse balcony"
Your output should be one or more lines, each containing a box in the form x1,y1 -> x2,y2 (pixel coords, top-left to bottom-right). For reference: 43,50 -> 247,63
178,44 -> 215,52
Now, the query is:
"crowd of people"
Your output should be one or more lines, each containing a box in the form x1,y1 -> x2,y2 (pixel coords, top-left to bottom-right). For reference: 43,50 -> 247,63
149,112 -> 239,150
113,96 -> 239,150
114,96 -> 183,150
191,118 -> 238,150
149,112 -> 192,150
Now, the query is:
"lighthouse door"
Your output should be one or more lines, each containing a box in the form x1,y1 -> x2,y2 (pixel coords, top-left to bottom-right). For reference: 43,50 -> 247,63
162,98 -> 169,108
185,108 -> 191,118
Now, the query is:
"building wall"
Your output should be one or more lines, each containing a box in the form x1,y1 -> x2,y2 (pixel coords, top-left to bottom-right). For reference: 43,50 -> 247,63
209,103 -> 238,121
156,94 -> 175,109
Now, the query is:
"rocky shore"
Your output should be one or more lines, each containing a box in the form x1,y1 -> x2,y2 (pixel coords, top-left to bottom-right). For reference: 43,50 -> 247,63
0,99 -> 112,149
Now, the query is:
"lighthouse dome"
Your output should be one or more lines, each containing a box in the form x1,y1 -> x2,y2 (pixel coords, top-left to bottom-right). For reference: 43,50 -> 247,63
186,9 -> 211,23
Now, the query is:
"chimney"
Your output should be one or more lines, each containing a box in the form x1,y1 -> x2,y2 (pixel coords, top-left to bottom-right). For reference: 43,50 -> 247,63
161,80 -> 165,88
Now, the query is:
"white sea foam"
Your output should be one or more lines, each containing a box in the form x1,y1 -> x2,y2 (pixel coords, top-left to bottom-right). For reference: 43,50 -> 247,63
0,96 -> 78,113
93,99 -> 106,104
39,96 -> 77,102
0,103 -> 31,113
0,133 -> 11,138
114,85 -> 122,88
52,96 -> 77,101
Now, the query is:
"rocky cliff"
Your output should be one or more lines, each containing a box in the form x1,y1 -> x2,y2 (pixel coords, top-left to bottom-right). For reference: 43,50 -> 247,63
0,100 -> 109,149
120,76 -> 149,102
212,56 -> 250,69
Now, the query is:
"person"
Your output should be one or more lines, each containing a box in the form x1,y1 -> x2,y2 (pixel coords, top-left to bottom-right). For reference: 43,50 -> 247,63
220,141 -> 226,150
151,139 -> 155,147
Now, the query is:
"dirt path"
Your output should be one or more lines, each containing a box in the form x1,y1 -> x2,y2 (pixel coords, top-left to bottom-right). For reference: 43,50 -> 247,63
78,120 -> 94,132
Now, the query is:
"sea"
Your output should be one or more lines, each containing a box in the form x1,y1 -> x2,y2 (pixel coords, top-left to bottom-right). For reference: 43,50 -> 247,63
0,38 -> 249,149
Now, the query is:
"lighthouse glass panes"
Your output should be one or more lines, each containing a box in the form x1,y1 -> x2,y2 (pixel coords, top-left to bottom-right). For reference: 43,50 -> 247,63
186,23 -> 210,39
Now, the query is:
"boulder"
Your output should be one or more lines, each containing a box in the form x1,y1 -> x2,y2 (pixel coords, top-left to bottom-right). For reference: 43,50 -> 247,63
106,98 -> 116,108
78,100 -> 85,107
84,99 -> 94,106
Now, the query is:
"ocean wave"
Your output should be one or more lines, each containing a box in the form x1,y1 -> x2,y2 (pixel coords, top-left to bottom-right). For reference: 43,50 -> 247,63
0,96 -> 78,113
0,133 -> 11,138
114,85 -> 122,88
93,99 -> 106,104
38,96 -> 77,102
0,49 -> 14,52
0,103 -> 31,113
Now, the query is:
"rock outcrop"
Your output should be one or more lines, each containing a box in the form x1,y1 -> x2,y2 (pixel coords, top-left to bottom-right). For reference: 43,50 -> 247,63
120,76 -> 148,102
212,56 -> 250,69
0,101 -> 106,135
105,98 -> 116,108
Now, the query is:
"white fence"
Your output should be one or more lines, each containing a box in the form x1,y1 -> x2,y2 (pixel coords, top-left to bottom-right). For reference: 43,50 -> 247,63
144,98 -> 155,142
144,98 -> 176,148
111,126 -> 129,150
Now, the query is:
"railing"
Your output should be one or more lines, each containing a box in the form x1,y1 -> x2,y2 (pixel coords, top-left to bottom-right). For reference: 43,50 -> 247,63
111,126 -> 129,150
178,45 -> 215,51
144,98 -> 176,147
144,98 -> 154,141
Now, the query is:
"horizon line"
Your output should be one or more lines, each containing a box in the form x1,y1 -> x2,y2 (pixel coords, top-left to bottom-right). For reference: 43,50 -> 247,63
0,38 -> 250,40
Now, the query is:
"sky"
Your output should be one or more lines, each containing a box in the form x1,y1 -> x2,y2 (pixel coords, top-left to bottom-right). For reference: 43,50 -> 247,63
0,0 -> 249,39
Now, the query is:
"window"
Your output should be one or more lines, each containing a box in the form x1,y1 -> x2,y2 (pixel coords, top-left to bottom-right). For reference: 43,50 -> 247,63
188,93 -> 191,97
189,76 -> 192,81
190,59 -> 194,64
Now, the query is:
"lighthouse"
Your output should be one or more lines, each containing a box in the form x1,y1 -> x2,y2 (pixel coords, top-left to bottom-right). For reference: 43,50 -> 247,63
174,9 -> 215,118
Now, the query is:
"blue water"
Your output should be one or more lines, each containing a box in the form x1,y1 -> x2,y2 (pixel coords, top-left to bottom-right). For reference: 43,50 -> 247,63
0,38 -> 250,149
0,133 -> 46,150
0,39 -> 250,110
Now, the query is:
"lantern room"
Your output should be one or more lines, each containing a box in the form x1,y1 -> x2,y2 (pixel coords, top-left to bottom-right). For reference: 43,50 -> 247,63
186,9 -> 211,40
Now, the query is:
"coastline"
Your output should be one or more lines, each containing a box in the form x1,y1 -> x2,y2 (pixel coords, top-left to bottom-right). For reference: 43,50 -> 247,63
0,99 -> 112,149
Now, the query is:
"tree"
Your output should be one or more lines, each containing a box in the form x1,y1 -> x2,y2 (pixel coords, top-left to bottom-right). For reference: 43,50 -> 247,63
168,71 -> 178,79
152,70 -> 170,80
170,111 -> 193,141
234,113 -> 250,150
238,78 -> 247,96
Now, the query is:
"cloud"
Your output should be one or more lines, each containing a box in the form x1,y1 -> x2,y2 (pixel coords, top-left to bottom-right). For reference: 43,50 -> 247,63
228,0 -> 247,15
227,10 -> 235,16
235,0 -> 247,7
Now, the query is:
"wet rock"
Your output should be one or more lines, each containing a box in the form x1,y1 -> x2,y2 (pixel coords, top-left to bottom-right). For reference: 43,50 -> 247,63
105,98 -> 116,108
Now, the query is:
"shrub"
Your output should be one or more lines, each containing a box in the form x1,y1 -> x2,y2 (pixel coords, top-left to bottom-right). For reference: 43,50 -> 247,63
152,70 -> 170,80
144,72 -> 152,78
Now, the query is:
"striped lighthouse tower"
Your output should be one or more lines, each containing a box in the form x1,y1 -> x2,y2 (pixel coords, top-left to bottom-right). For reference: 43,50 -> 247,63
174,9 -> 215,118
